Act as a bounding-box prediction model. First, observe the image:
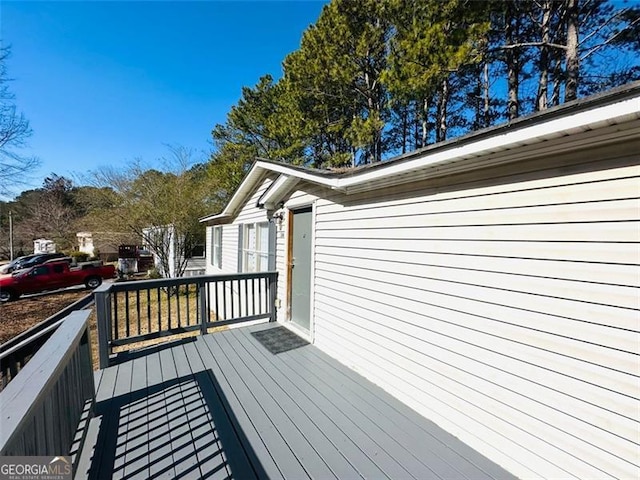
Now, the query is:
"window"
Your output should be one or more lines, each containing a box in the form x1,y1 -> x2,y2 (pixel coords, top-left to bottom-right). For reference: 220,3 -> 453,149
32,266 -> 48,276
188,244 -> 205,259
211,226 -> 222,268
241,222 -> 271,272
53,264 -> 64,274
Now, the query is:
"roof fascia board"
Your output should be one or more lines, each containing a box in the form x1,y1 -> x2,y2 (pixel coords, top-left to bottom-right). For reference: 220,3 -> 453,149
257,175 -> 300,210
255,161 -> 341,190
202,89 -> 639,224
336,96 -> 640,190
199,168 -> 268,224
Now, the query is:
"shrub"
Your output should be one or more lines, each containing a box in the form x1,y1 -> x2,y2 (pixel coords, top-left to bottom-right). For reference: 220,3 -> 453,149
68,251 -> 89,263
147,267 -> 162,279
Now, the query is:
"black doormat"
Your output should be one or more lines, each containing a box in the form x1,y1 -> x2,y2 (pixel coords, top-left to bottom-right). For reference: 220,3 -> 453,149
251,326 -> 309,355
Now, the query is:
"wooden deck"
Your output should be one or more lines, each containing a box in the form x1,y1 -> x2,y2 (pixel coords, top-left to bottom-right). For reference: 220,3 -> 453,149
76,323 -> 515,480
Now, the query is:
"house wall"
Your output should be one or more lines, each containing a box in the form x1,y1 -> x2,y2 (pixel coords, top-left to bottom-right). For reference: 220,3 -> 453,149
279,140 -> 639,479
206,175 -> 276,319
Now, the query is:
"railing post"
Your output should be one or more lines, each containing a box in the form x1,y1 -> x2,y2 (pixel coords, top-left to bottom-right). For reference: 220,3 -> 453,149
199,280 -> 208,335
94,286 -> 112,369
268,272 -> 278,322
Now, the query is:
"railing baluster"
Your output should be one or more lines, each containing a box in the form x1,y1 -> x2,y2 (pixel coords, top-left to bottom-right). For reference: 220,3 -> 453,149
113,291 -> 119,340
156,287 -> 161,332
176,285 -> 181,327
214,280 -> 219,322
92,272 -> 278,355
124,291 -> 130,338
231,280 -> 236,320
252,278 -> 256,316
269,272 -> 277,322
199,281 -> 207,335
185,284 -> 191,326
223,280 -> 227,321
147,289 -> 151,333
167,286 -> 172,330
136,290 -> 141,336
244,278 -> 248,318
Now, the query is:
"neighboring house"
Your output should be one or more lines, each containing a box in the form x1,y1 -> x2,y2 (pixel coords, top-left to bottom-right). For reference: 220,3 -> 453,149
76,231 -> 140,261
76,232 -> 95,256
142,225 -> 205,277
33,239 -> 56,254
201,83 -> 640,479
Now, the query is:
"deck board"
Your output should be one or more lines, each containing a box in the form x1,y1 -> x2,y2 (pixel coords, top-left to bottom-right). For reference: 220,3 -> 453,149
202,331 -> 307,478
77,323 -> 517,480
112,359 -> 133,478
228,326 -> 385,479
183,340 -> 259,480
283,338 -> 484,479
122,355 -> 149,480
172,343 -> 229,480
301,345 -> 508,480
233,326 -> 435,479
217,329 -> 339,479
146,348 -> 177,480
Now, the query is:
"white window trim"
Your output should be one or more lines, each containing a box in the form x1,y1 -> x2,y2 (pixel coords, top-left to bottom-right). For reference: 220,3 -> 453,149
211,226 -> 222,268
239,221 -> 276,273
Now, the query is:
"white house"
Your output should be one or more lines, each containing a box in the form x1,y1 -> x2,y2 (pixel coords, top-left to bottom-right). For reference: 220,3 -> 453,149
142,225 -> 206,277
33,238 -> 56,254
200,83 -> 640,479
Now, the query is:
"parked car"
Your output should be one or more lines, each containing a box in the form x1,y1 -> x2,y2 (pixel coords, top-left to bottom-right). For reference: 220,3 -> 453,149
0,260 -> 116,302
0,255 -> 36,274
0,253 -> 68,274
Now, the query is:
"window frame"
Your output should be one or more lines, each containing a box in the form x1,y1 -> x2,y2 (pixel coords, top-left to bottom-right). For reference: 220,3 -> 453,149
240,221 -> 273,273
211,226 -> 223,268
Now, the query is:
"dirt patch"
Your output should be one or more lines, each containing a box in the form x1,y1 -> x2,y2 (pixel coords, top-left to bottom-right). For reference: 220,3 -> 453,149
1,282 -> 229,372
0,289 -> 91,344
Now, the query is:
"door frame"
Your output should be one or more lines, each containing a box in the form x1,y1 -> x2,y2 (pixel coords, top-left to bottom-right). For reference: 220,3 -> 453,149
285,202 -> 316,343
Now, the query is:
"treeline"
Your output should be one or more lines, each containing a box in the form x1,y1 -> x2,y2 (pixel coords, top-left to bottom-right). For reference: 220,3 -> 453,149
0,174 -> 104,256
0,150 -> 217,271
209,0 -> 639,177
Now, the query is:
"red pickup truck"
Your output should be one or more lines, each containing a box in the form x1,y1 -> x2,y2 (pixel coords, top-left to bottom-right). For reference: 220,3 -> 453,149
0,261 -> 116,302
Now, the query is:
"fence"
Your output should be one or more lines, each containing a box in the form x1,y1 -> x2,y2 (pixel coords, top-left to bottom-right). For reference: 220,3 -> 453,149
0,294 -> 94,390
95,271 -> 278,368
0,310 -> 95,473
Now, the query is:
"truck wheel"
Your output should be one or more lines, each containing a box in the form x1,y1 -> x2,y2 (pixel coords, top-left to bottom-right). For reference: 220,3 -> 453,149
0,289 -> 15,302
85,277 -> 102,289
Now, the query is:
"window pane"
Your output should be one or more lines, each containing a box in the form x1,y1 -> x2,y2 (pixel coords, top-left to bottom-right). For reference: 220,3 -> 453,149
259,253 -> 269,271
215,227 -> 222,267
259,223 -> 269,252
246,224 -> 256,250
211,227 -> 217,267
246,252 -> 256,272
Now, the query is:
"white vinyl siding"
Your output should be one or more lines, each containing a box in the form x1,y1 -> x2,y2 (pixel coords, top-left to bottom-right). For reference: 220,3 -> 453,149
298,146 -> 639,479
206,176 -> 275,319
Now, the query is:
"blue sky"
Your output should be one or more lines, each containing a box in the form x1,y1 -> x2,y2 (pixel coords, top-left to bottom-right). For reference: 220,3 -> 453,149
1,0 -> 326,197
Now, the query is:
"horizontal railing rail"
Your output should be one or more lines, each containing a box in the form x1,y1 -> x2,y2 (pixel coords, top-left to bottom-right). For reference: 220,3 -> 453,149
95,271 -> 278,368
0,293 -> 94,390
0,310 -> 95,473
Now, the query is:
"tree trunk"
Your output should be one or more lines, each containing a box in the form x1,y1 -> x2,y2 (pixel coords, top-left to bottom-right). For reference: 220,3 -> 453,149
422,97 -> 429,147
483,62 -> 491,127
565,0 -> 580,101
402,104 -> 408,154
436,77 -> 449,142
505,2 -> 520,119
536,0 -> 552,111
551,50 -> 563,106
